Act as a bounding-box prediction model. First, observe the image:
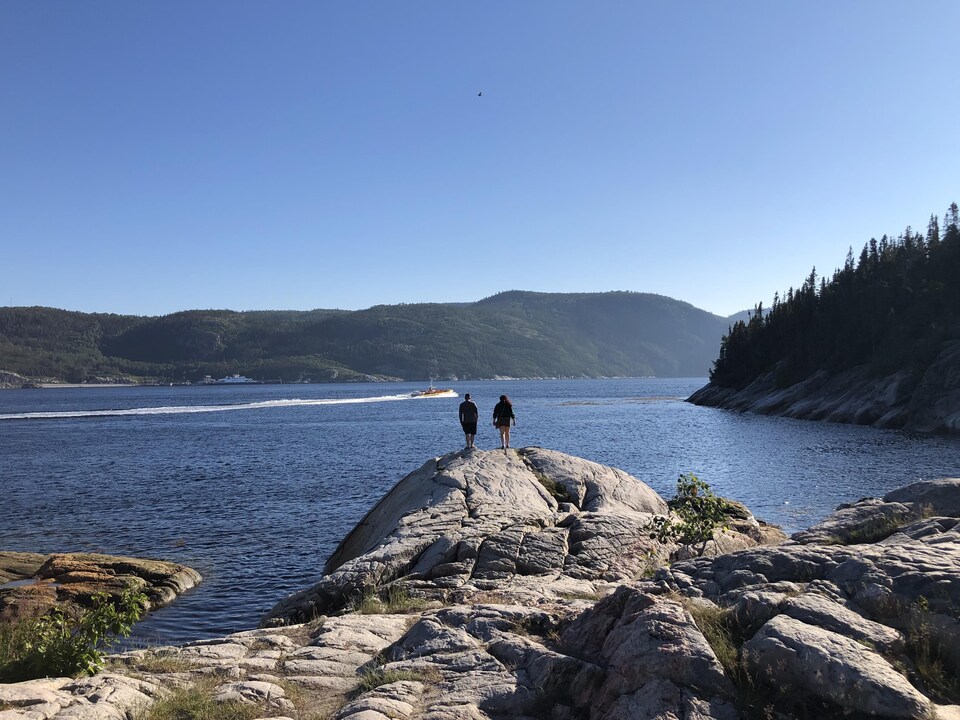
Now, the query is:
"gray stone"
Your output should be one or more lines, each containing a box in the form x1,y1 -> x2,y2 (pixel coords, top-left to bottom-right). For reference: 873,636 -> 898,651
560,587 -> 736,719
215,680 -> 294,712
516,447 -> 668,515
743,615 -> 929,718
885,478 -> 960,518
780,593 -> 905,654
792,498 -> 919,545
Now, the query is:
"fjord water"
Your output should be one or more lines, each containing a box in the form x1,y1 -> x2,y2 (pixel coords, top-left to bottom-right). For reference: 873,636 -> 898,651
2,379 -> 959,645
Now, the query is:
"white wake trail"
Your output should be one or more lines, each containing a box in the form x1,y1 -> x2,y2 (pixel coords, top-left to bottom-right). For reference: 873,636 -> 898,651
0,390 -> 457,421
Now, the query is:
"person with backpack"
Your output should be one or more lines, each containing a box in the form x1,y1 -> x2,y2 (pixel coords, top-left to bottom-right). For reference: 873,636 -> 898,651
492,394 -> 516,450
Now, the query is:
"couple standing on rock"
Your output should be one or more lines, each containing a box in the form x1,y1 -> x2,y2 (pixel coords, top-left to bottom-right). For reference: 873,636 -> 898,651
459,393 -> 516,450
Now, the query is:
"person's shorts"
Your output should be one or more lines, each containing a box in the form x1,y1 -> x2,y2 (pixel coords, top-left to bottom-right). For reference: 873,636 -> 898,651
495,420 -> 511,429
461,422 -> 477,434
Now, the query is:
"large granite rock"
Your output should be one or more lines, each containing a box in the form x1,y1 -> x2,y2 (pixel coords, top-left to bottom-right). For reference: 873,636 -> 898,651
262,447 -> 776,625
0,552 -> 201,623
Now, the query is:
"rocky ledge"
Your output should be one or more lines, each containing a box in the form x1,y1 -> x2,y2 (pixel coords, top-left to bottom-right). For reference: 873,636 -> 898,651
687,340 -> 960,434
2,449 -> 958,720
0,552 -> 202,623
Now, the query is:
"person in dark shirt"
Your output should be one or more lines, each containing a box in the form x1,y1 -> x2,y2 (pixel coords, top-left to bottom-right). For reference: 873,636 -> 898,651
458,393 -> 479,449
492,394 -> 515,450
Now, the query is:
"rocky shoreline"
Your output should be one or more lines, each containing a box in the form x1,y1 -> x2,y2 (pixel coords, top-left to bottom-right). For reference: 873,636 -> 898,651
0,553 -> 202,624
1,448 -> 958,719
687,340 -> 960,435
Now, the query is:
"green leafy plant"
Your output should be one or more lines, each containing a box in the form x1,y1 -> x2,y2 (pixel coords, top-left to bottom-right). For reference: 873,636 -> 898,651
647,473 -> 729,545
0,586 -> 147,682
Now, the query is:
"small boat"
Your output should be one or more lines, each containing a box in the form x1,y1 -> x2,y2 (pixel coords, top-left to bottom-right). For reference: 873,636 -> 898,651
411,386 -> 454,397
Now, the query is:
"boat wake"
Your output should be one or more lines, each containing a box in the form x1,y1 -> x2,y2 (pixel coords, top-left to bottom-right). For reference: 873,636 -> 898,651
0,391 -> 455,421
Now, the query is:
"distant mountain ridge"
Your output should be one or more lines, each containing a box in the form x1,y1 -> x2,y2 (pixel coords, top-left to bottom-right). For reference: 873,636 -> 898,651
0,291 -> 740,385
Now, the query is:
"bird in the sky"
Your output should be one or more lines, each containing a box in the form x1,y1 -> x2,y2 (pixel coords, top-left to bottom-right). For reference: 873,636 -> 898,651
477,92 -> 482,97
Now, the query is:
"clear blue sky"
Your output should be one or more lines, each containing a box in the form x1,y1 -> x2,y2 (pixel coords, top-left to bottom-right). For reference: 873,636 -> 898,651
2,2 -> 958,318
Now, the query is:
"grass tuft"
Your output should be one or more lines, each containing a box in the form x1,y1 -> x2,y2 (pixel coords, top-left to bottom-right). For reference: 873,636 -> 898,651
134,678 -> 267,720
351,586 -> 427,615
354,667 -> 440,696
532,470 -> 571,503
906,601 -> 960,703
682,600 -> 741,679
110,651 -> 195,675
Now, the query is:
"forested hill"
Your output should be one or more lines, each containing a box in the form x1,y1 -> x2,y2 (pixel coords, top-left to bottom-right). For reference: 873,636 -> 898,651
689,203 -> 960,433
0,291 -> 739,385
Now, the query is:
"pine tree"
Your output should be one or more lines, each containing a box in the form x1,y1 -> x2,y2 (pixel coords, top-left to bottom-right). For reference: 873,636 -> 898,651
927,214 -> 940,250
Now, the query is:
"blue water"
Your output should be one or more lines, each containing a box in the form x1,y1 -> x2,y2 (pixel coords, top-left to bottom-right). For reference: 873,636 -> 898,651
2,378 -> 959,645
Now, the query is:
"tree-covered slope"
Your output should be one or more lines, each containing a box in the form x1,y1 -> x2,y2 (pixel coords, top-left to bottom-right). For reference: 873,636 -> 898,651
0,292 -> 733,384
690,203 -> 960,433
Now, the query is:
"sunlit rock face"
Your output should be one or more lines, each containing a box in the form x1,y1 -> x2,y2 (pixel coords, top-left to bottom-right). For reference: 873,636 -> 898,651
261,446 -> 775,626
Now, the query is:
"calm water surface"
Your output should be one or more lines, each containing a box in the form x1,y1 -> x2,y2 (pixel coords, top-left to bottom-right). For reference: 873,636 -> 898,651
2,378 -> 959,644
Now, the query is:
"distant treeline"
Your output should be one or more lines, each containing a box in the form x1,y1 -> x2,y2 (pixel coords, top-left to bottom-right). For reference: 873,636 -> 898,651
0,291 -> 740,384
711,203 -> 960,390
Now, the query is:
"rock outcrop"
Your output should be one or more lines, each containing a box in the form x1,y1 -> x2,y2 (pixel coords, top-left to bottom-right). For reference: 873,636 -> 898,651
688,340 -> 960,434
2,452 -> 958,720
0,372 -> 32,389
263,447 -> 776,625
0,552 -> 202,623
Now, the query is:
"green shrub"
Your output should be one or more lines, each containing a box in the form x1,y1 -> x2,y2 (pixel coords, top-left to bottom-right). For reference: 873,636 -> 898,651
647,473 -> 729,545
0,586 -> 147,682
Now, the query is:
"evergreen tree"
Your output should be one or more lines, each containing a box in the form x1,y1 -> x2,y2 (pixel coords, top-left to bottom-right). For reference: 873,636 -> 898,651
927,214 -> 940,249
710,203 -> 960,389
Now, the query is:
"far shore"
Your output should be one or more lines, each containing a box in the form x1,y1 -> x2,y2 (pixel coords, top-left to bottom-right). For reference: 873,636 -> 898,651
38,383 -> 142,389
